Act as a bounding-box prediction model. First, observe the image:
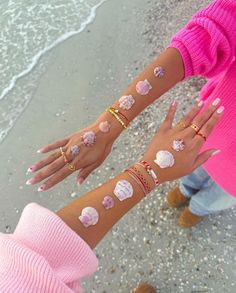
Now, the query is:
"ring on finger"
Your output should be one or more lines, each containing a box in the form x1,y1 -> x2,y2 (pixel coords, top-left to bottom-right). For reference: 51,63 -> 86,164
178,121 -> 186,129
60,147 -> 69,163
190,123 -> 200,133
67,163 -> 76,171
196,132 -> 207,141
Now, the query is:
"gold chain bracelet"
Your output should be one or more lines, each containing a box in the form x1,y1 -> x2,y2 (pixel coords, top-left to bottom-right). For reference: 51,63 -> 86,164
106,107 -> 128,129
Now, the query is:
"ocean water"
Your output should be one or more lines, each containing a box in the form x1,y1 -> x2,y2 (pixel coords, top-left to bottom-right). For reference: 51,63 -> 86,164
0,0 -> 108,143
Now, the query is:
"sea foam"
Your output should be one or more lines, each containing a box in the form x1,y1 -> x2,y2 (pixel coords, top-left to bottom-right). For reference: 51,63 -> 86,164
0,0 -> 108,143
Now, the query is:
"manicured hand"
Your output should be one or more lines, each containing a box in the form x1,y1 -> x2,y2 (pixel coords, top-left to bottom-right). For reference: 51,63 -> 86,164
142,98 -> 224,184
26,118 -> 121,191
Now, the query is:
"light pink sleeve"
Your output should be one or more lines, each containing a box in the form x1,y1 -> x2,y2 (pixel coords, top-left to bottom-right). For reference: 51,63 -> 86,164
168,0 -> 236,78
0,203 -> 98,293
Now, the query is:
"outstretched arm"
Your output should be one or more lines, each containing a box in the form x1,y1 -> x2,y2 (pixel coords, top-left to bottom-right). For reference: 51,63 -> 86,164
0,100 -> 223,292
57,99 -> 223,248
28,0 -> 235,191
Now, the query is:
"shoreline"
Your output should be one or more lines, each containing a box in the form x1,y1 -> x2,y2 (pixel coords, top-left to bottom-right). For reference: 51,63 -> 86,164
0,0 -> 108,143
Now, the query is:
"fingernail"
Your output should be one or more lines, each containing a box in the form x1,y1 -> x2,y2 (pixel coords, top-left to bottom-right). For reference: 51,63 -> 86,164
198,100 -> 204,107
77,177 -> 84,185
172,99 -> 176,107
211,150 -> 221,156
38,184 -> 46,191
212,98 -> 221,106
217,106 -> 224,114
37,148 -> 43,153
26,178 -> 35,185
27,166 -> 35,173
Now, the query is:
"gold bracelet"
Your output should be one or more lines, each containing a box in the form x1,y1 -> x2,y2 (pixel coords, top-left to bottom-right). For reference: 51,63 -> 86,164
106,107 -> 128,129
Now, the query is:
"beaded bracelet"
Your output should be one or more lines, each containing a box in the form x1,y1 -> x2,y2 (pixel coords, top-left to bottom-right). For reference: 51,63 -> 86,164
106,107 -> 129,129
125,166 -> 152,196
130,166 -> 152,193
125,169 -> 147,196
137,160 -> 159,186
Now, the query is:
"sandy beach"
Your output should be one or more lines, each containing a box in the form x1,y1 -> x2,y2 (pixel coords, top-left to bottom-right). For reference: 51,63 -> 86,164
1,0 -> 236,292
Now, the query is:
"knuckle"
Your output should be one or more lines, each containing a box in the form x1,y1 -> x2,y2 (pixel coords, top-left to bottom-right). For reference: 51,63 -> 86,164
212,112 -> 221,122
204,107 -> 213,117
50,162 -> 62,173
34,173 -> 43,182
202,123 -> 212,134
38,159 -> 46,166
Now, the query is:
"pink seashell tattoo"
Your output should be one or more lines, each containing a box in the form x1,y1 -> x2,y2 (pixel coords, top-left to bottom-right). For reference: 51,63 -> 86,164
71,145 -> 80,156
172,139 -> 185,152
99,121 -> 111,133
81,131 -> 96,146
136,79 -> 152,95
119,95 -> 135,110
102,196 -> 115,210
78,207 -> 99,228
154,66 -> 165,77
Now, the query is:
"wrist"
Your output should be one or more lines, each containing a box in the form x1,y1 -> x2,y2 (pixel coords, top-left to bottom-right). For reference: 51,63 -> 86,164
140,156 -> 166,185
95,111 -> 124,140
133,163 -> 156,192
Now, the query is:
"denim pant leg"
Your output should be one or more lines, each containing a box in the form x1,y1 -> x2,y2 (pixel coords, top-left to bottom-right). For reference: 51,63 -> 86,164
179,166 -> 210,199
180,167 -> 236,216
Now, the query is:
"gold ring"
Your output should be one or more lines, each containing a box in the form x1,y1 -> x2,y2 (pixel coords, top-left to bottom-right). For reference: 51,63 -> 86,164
190,123 -> 200,133
60,147 -> 64,155
60,147 -> 69,163
67,163 -> 76,171
196,132 -> 207,141
178,121 -> 186,129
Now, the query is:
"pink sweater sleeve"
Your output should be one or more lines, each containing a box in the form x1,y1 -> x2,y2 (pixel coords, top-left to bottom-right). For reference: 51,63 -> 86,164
169,0 -> 236,78
0,203 -> 98,293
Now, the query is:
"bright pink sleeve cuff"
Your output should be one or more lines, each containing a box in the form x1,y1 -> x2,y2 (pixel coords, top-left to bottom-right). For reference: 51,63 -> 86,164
168,0 -> 236,79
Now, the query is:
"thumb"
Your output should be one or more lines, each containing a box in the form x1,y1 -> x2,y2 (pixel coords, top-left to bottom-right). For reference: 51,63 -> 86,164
193,149 -> 221,170
76,146 -> 111,185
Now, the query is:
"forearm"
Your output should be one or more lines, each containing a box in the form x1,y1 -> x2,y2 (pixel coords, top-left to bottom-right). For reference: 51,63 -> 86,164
56,164 -> 155,249
115,48 -> 184,121
96,48 -> 184,136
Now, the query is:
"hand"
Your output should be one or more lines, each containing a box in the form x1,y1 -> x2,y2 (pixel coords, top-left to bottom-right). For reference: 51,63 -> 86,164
142,99 -> 223,184
26,117 -> 121,191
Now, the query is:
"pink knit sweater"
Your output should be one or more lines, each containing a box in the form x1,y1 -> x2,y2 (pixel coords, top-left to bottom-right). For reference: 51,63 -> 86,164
1,1 -> 236,292
0,203 -> 98,292
169,0 -> 236,196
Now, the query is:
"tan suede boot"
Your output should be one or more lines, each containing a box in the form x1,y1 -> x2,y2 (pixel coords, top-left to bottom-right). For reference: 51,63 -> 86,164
132,283 -> 157,293
178,207 -> 203,228
166,186 -> 189,208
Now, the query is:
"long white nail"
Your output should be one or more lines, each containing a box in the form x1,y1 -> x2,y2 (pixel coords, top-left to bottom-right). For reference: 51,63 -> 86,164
217,106 -> 224,114
38,184 -> 45,191
212,98 -> 221,106
198,100 -> 204,107
211,150 -> 221,156
77,177 -> 84,185
26,178 -> 34,185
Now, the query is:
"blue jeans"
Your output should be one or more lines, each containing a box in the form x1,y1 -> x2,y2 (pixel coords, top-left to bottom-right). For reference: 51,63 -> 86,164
179,167 -> 236,216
